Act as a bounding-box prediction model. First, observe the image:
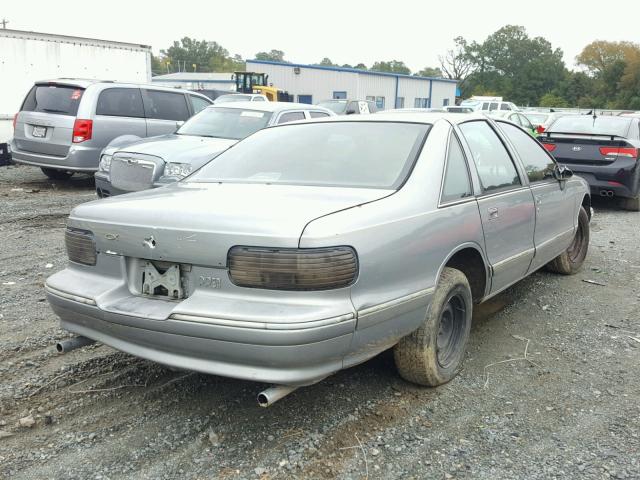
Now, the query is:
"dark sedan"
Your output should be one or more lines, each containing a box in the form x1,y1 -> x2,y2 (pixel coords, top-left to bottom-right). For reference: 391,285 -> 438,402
538,115 -> 640,210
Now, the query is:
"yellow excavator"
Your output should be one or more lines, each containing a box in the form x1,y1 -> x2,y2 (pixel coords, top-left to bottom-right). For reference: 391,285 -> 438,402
234,71 -> 292,102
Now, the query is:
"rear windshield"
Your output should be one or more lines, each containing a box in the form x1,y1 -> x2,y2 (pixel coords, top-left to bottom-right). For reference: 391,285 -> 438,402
548,116 -> 632,137
21,84 -> 84,116
317,101 -> 348,114
525,114 -> 549,124
177,107 -> 272,140
189,121 -> 430,189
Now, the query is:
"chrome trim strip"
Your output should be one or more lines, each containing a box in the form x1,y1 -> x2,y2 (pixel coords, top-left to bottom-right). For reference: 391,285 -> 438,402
45,285 -> 96,306
535,228 -> 575,251
170,312 -> 354,330
492,248 -> 535,272
358,286 -> 436,318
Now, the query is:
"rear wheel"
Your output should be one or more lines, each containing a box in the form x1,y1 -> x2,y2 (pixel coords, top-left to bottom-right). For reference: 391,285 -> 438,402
41,167 -> 73,180
546,206 -> 590,274
394,267 -> 472,386
621,195 -> 640,212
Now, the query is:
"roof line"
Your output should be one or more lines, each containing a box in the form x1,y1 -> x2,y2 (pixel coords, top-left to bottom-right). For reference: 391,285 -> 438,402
246,59 -> 458,83
0,28 -> 151,50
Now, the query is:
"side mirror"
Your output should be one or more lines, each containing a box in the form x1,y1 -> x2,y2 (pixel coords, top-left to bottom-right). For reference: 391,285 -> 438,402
553,164 -> 573,181
345,109 -> 356,115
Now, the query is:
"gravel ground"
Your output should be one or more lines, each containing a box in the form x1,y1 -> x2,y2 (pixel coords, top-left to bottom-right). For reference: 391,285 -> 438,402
0,164 -> 639,480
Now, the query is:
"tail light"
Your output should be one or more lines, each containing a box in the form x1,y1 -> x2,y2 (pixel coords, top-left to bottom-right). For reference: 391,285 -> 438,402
599,146 -> 638,158
228,246 -> 358,290
536,125 -> 545,134
12,113 -> 18,131
65,228 -> 97,266
72,119 -> 93,143
542,143 -> 556,152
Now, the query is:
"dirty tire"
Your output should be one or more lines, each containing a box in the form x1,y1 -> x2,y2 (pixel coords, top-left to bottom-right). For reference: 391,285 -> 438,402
621,195 -> 640,212
394,267 -> 472,386
41,167 -> 73,180
546,206 -> 590,275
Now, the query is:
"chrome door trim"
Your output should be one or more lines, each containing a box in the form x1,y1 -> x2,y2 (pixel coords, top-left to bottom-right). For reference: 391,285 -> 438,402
491,247 -> 535,274
358,286 -> 436,318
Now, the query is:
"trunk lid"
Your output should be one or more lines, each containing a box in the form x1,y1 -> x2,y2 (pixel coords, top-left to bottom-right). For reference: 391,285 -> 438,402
540,134 -> 637,166
14,83 -> 85,157
69,182 -> 391,266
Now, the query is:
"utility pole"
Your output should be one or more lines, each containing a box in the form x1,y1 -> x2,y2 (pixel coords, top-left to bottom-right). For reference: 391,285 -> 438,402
0,18 -> 9,29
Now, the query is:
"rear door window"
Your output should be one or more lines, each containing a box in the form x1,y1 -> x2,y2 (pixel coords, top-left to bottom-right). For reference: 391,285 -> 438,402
500,103 -> 511,110
96,88 -> 144,118
497,121 -> 556,182
277,111 -> 306,124
460,120 -> 521,193
143,90 -> 190,121
21,84 -> 84,116
189,95 -> 211,114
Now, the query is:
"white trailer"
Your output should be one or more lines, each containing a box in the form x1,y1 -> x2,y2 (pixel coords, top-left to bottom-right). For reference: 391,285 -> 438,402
0,29 -> 152,143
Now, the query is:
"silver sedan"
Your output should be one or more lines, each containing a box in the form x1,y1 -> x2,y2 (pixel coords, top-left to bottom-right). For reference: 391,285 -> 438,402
46,113 -> 590,404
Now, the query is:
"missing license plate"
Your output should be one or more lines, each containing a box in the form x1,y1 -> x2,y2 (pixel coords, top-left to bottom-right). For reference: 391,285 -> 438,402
32,126 -> 47,138
141,262 -> 184,299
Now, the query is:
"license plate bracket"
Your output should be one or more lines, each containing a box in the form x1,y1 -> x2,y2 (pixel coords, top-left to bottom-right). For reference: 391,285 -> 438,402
32,126 -> 47,138
142,262 -> 184,299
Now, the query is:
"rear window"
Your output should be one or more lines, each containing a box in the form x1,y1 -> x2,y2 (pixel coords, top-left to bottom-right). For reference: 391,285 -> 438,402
548,116 -> 632,137
21,84 -> 84,116
189,122 -> 430,189
317,101 -> 348,114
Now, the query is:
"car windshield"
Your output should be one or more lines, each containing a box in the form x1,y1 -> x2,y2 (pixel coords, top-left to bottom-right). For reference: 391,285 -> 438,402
177,107 -> 272,140
189,121 -> 430,189
317,101 -> 348,114
526,114 -> 549,124
548,116 -> 632,137
215,95 -> 253,104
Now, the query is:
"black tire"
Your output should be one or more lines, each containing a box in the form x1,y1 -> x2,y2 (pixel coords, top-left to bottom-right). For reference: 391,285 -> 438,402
621,196 -> 640,212
41,167 -> 73,180
393,267 -> 472,386
546,206 -> 590,275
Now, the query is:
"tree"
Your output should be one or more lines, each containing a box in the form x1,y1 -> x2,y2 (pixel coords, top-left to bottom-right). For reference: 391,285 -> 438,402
353,63 -> 368,70
255,49 -> 287,62
417,67 -> 442,77
539,93 -> 569,108
370,60 -> 411,75
316,57 -> 337,66
438,36 -> 475,87
159,37 -> 245,73
576,40 -> 638,76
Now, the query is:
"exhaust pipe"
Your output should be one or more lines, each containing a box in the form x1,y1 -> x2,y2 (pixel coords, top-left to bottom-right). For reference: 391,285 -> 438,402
56,336 -> 96,354
600,190 -> 614,197
257,385 -> 299,407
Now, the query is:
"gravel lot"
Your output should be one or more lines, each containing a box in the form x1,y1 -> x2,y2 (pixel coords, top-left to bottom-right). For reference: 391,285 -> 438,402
1,164 -> 639,480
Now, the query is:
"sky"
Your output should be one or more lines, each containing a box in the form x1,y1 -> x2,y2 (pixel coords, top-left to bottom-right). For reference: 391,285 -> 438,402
2,0 -> 639,72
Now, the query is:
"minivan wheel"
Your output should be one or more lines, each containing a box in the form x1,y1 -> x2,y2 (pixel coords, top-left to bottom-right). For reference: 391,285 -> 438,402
393,267 -> 472,386
41,168 -> 73,180
546,206 -> 590,275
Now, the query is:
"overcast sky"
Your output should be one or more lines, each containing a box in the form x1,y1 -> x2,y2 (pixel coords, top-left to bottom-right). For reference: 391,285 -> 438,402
3,0 -> 638,72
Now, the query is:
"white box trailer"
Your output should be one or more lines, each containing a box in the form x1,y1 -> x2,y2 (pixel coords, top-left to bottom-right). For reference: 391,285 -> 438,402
0,29 -> 152,143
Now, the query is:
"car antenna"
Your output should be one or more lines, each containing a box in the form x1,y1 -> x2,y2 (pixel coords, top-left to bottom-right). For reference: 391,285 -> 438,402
592,108 -> 597,126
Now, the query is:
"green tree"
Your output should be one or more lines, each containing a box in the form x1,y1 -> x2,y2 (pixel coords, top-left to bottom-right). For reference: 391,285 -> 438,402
539,93 -> 569,108
317,57 -> 337,66
353,63 -> 368,70
439,36 -> 475,95
370,60 -> 411,75
255,49 -> 287,62
416,67 -> 442,77
160,37 -> 244,73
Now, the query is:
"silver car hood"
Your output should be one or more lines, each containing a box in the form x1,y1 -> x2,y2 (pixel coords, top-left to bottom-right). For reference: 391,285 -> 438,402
69,182 -> 392,266
116,134 -> 237,165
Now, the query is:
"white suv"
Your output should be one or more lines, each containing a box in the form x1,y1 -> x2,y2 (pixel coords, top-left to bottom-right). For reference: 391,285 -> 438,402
460,98 -> 520,112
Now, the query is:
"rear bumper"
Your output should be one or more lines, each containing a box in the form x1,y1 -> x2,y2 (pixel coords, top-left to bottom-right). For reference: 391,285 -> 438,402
561,159 -> 640,199
9,140 -> 100,172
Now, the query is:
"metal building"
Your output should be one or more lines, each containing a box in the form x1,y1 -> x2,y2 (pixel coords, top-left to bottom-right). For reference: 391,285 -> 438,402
246,59 -> 458,109
151,72 -> 236,91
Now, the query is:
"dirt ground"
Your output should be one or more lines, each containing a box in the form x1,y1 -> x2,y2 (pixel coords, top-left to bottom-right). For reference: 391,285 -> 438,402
0,164 -> 639,480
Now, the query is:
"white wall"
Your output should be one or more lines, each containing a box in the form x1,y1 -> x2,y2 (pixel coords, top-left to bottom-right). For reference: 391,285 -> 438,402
0,30 -> 151,142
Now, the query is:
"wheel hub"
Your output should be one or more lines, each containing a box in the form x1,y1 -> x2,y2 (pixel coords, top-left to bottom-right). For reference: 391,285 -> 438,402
436,294 -> 467,369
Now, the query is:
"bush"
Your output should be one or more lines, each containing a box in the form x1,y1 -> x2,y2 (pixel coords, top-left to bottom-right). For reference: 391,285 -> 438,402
539,93 -> 569,108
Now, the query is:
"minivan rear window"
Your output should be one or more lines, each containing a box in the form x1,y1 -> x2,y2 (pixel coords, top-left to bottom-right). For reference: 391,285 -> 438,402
21,84 -> 84,116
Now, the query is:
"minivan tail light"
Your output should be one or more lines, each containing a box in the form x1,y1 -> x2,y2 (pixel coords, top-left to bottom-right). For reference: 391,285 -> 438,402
228,246 -> 358,290
542,143 -> 556,152
72,119 -> 93,143
599,146 -> 638,158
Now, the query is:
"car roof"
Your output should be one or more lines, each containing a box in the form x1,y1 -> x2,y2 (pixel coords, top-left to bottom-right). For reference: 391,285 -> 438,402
307,111 -> 490,125
33,78 -> 207,96
208,101 -> 332,113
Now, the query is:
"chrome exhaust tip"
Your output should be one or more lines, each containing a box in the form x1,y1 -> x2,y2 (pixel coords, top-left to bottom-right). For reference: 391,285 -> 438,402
257,385 -> 298,407
56,336 -> 96,354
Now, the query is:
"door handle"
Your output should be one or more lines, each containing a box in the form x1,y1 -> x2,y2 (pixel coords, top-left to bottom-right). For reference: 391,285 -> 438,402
488,207 -> 499,219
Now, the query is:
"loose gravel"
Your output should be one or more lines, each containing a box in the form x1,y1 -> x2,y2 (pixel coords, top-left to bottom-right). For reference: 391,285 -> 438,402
1,164 -> 639,479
